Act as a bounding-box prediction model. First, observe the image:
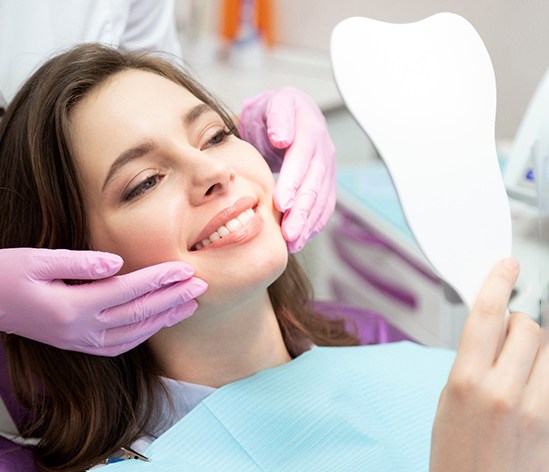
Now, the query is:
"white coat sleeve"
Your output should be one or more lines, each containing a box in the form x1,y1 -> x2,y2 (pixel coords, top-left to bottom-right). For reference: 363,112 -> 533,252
120,0 -> 182,58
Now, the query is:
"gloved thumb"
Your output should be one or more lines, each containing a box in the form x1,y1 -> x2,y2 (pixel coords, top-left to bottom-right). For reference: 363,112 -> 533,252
30,248 -> 124,281
264,87 -> 297,149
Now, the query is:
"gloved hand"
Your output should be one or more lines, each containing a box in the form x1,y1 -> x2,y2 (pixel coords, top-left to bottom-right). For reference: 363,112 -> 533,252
239,86 -> 336,253
0,248 -> 207,356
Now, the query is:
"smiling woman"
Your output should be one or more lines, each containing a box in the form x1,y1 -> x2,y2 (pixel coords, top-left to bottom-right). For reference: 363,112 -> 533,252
0,44 -> 357,470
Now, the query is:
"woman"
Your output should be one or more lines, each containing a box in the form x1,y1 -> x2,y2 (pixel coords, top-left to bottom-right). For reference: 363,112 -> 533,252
0,0 -> 337,360
0,44 -> 546,471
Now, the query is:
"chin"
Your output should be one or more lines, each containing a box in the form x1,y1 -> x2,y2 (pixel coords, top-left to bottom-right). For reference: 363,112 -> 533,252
195,237 -> 288,312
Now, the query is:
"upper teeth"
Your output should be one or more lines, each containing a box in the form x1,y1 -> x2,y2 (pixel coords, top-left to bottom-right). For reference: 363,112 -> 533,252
194,208 -> 255,250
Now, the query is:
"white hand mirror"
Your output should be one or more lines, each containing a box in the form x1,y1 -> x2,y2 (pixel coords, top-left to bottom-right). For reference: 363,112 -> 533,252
331,13 -> 512,309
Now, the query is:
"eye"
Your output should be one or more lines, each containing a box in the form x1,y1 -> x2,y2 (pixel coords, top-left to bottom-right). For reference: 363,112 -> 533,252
202,127 -> 235,150
123,172 -> 165,202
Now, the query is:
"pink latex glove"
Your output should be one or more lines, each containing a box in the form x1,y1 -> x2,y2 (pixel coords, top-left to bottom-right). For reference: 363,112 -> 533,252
0,248 -> 207,356
239,86 -> 337,253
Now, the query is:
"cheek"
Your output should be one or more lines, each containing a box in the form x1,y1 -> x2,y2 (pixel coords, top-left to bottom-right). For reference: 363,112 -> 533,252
233,152 -> 278,211
87,200 -> 187,274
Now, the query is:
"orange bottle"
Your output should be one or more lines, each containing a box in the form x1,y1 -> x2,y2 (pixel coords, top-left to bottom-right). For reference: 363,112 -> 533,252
221,0 -> 274,48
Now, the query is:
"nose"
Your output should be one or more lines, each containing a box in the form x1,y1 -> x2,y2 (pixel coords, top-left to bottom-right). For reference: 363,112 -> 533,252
188,155 -> 236,205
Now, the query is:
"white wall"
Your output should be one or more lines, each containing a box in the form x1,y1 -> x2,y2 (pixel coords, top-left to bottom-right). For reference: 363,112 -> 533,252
273,0 -> 549,141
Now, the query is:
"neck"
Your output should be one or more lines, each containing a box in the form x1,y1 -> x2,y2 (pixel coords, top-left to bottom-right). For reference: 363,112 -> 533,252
147,290 -> 291,387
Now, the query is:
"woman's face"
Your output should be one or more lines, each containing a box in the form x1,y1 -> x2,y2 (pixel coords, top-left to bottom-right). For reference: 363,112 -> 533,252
70,69 -> 288,313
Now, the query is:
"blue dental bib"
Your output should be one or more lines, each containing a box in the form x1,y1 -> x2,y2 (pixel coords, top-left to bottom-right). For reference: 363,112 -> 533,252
105,342 -> 454,471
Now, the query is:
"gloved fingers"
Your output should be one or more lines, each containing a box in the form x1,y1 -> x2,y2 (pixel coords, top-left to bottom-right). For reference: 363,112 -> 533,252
238,90 -> 273,148
263,88 -> 297,148
280,153 -> 326,242
274,132 -> 316,211
285,183 -> 336,254
99,301 -> 199,354
30,249 -> 123,281
98,277 -> 207,328
283,156 -> 335,253
77,261 -> 198,310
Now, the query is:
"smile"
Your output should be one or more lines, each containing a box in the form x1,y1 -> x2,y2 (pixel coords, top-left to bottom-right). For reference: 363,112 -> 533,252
192,208 -> 256,250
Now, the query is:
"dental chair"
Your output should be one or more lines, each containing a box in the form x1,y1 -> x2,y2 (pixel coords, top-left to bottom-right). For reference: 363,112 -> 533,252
0,303 -> 411,471
0,343 -> 36,470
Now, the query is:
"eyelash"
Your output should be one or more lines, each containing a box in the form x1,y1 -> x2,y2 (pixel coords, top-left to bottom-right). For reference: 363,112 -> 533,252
202,127 -> 235,150
123,173 -> 166,202
122,127 -> 236,202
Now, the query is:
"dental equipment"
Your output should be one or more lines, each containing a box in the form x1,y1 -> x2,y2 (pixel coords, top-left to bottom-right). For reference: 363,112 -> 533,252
330,13 -> 512,310
531,94 -> 549,330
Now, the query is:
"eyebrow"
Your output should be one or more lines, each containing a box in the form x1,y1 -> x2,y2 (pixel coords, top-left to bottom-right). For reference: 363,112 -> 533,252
101,104 -> 215,193
102,141 -> 156,193
184,103 -> 213,126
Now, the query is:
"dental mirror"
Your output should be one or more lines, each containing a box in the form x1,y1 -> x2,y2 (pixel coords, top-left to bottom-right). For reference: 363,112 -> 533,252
330,13 -> 512,309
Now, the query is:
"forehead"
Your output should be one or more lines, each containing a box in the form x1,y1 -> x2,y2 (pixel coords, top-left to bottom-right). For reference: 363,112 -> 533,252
69,68 -> 204,148
73,69 -> 202,121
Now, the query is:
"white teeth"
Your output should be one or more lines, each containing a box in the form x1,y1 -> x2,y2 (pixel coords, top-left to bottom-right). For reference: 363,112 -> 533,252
194,208 -> 256,250
218,226 -> 230,237
237,211 -> 252,225
225,218 -> 242,231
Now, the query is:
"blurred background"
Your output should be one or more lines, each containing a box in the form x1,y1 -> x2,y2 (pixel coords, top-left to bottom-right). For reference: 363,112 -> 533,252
175,0 -> 549,141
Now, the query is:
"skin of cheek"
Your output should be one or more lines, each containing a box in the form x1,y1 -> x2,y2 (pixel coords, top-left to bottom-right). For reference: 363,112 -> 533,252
87,183 -> 186,274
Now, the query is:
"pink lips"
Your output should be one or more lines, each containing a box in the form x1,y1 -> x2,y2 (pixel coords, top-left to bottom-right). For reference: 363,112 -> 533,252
189,196 -> 258,251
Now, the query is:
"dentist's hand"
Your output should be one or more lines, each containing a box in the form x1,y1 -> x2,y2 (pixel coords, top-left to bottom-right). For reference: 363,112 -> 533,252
239,87 -> 336,253
430,258 -> 549,472
0,248 -> 207,356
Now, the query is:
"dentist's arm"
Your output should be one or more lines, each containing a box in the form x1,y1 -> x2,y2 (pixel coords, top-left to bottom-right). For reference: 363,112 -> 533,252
430,258 -> 549,472
239,87 -> 336,253
0,248 -> 207,356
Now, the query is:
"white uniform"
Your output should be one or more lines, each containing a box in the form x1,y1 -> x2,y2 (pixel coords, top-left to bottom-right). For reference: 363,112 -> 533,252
0,0 -> 181,111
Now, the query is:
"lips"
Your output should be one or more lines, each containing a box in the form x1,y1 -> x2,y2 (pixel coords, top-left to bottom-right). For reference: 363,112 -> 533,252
189,196 -> 259,251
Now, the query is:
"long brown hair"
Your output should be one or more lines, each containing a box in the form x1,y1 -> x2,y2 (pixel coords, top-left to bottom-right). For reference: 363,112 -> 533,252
0,44 -> 357,471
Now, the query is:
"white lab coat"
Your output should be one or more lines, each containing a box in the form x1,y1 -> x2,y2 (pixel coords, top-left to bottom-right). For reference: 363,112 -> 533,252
0,0 -> 181,110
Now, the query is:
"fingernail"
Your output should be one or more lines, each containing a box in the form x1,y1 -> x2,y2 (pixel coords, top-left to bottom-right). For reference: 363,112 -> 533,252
190,279 -> 208,295
161,264 -> 195,285
282,223 -> 298,242
277,199 -> 291,212
167,301 -> 198,326
161,274 -> 184,286
276,193 -> 294,213
287,240 -> 302,254
503,257 -> 519,270
269,130 -> 291,147
94,253 -> 123,275
281,209 -> 306,242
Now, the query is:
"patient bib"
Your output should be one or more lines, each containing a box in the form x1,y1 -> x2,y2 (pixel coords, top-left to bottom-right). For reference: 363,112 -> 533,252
106,342 -> 454,471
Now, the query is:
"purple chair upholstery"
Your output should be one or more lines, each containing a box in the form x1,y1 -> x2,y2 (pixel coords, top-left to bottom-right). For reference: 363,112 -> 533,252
0,343 -> 37,471
314,300 -> 413,345
0,437 -> 36,472
0,303 -> 411,471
